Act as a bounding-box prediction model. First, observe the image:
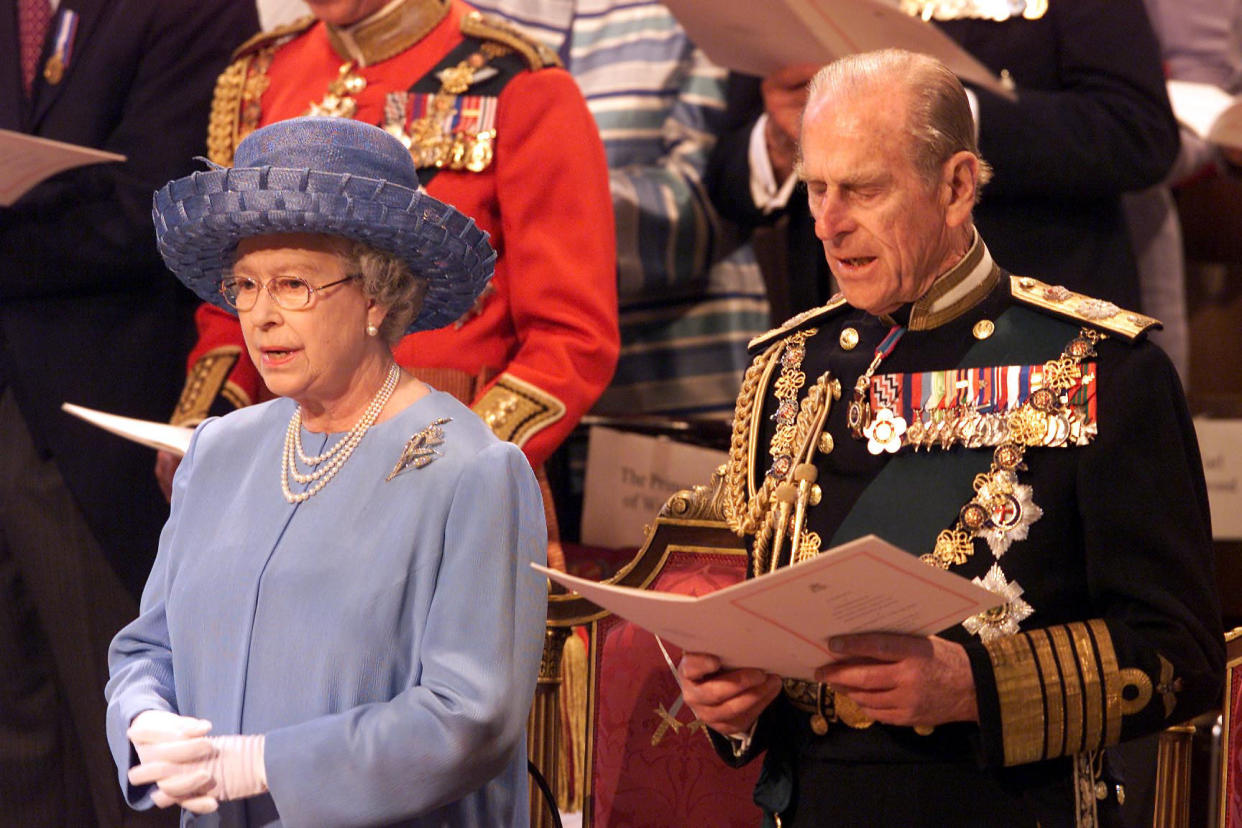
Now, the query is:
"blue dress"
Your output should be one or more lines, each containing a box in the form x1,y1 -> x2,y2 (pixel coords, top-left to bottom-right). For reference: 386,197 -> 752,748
105,390 -> 548,826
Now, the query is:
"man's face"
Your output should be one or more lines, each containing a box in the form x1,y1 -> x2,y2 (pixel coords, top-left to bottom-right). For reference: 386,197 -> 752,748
800,86 -> 962,316
305,0 -> 391,26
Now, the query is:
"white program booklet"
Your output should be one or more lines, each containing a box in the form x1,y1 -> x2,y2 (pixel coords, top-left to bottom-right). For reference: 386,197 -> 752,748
0,129 -> 126,206
536,534 -> 1000,681
662,0 -> 1014,100
1166,80 -> 1242,151
62,403 -> 193,457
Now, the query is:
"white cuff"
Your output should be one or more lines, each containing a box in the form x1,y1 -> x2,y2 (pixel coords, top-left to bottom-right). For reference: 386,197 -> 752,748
749,114 -> 799,213
726,720 -> 759,758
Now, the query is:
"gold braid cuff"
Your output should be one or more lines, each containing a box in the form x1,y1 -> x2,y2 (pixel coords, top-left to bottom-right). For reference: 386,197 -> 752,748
983,619 -> 1147,766
471,373 -> 565,447
171,347 -> 246,426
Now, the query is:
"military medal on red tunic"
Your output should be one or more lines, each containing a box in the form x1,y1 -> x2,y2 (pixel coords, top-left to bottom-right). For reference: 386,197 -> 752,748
307,62 -> 366,119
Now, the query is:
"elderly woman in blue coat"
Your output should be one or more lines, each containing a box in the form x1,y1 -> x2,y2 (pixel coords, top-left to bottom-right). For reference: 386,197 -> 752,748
104,117 -> 547,826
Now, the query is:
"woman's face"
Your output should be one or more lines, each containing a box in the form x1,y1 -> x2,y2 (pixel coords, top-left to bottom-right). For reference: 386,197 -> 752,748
232,233 -> 388,411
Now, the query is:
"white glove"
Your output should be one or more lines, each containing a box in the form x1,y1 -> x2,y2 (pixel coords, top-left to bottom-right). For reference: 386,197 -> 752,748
128,732 -> 268,814
127,709 -> 213,756
127,710 -> 218,812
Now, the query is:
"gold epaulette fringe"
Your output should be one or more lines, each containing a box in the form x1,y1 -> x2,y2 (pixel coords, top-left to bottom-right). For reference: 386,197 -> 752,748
460,11 -> 561,70
556,631 -> 588,812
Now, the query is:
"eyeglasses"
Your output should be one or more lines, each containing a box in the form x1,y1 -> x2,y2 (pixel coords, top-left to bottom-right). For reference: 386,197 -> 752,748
218,274 -> 358,311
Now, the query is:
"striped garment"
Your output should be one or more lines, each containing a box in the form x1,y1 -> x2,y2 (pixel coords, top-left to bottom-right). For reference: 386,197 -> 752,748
471,0 -> 770,417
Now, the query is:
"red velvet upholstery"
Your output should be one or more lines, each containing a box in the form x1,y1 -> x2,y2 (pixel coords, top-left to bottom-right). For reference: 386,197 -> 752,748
586,548 -> 762,827
1222,630 -> 1242,827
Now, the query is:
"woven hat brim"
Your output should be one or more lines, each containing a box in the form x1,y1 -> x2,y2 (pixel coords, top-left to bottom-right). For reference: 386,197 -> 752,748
152,165 -> 495,333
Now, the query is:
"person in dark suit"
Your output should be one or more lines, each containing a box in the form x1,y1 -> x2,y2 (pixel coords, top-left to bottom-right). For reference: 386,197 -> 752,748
0,0 -> 257,823
680,49 -> 1222,827
709,0 -> 1179,322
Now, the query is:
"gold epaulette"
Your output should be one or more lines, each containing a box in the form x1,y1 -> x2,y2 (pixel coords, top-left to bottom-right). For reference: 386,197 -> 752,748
747,294 -> 850,353
460,11 -> 561,70
232,15 -> 317,61
1009,275 -> 1160,342
206,18 -> 316,165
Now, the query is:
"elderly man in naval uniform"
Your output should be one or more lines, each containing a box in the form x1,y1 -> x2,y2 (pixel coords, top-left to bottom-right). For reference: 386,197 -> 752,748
679,49 -> 1223,828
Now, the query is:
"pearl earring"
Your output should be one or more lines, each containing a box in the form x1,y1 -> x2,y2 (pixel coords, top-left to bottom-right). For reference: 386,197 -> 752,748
366,324 -> 379,337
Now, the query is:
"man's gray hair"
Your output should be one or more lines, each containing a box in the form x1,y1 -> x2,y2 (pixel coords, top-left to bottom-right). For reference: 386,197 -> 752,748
339,239 -> 429,345
804,49 -> 993,196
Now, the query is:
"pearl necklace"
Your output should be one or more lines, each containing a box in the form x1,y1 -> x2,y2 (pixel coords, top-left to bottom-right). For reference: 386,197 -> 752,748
281,363 -> 400,503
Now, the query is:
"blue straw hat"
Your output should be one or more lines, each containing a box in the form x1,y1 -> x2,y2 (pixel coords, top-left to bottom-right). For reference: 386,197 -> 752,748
152,116 -> 495,334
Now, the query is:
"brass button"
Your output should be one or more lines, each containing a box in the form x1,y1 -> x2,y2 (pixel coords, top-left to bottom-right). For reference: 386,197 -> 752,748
972,319 -> 994,340
818,432 -> 834,454
839,327 -> 859,350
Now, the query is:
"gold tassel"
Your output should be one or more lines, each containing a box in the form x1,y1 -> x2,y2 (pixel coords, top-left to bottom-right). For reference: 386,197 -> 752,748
557,629 -> 588,813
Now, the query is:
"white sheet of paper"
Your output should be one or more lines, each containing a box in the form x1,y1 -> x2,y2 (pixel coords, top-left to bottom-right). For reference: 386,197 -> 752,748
0,129 -> 126,206
1167,80 -> 1242,151
537,534 -> 1000,681
662,0 -> 1013,100
62,403 -> 193,457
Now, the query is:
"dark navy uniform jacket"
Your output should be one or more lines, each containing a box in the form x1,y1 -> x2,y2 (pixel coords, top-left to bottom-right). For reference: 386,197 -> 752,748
717,238 -> 1222,827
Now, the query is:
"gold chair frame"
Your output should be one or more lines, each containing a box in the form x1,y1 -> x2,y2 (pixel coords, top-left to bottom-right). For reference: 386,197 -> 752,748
528,468 -> 744,826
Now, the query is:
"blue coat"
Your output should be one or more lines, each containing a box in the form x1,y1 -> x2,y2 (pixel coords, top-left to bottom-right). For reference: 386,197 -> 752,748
106,390 -> 548,826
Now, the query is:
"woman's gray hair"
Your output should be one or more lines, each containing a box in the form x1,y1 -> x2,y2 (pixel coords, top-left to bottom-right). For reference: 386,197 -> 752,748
338,239 -> 429,345
803,49 -> 993,198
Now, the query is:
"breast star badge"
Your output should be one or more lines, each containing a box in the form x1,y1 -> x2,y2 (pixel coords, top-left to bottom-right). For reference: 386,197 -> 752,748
962,564 -> 1034,642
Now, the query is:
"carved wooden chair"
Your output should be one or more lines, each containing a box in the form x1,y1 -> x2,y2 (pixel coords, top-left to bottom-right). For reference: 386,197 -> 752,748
529,467 -> 761,827
1216,627 -> 1242,828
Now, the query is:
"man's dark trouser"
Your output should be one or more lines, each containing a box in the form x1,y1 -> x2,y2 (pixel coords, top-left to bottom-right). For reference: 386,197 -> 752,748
0,388 -> 174,827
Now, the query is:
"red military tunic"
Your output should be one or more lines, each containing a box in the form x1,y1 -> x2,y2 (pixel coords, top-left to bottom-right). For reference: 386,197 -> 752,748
177,0 -> 618,469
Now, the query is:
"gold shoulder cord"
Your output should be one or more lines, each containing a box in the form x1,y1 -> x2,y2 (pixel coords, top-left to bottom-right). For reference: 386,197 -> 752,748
206,57 -> 250,165
723,341 -> 780,535
751,372 -> 839,576
722,329 -> 842,577
207,19 -> 314,165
